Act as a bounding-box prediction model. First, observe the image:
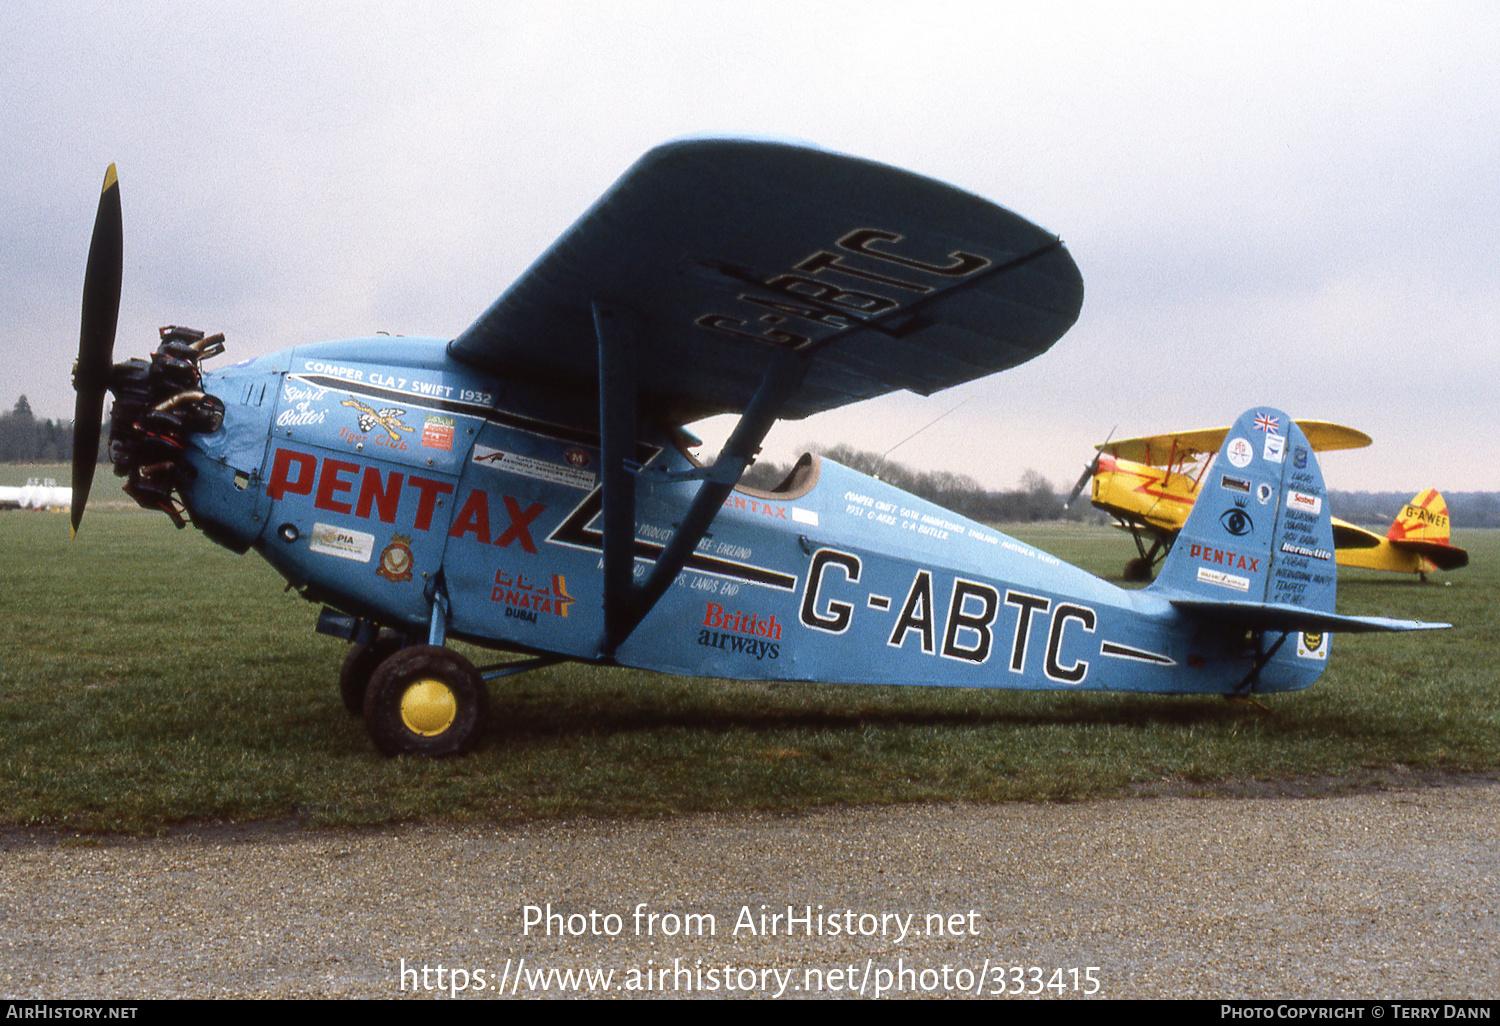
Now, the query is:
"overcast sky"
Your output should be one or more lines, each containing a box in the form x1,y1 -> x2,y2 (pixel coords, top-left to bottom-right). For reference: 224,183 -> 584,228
7,1 -> 1497,493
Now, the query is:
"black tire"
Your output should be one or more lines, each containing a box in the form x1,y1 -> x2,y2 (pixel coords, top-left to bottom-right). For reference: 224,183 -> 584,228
338,630 -> 404,716
1123,557 -> 1155,583
363,645 -> 489,757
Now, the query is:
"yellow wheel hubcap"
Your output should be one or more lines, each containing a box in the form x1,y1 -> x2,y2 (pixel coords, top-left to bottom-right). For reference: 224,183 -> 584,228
400,679 -> 457,736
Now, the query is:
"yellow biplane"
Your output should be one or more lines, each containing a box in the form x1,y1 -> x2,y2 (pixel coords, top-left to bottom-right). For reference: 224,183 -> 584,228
1069,421 -> 1468,580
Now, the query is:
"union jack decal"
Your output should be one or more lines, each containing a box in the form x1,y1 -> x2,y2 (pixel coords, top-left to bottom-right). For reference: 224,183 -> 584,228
1253,413 -> 1280,434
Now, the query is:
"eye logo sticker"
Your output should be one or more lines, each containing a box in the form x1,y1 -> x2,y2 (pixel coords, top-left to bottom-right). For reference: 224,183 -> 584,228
1220,507 -> 1254,537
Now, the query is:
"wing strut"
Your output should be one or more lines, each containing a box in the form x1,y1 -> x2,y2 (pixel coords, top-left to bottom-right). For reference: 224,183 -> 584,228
594,301 -> 808,657
595,303 -> 641,655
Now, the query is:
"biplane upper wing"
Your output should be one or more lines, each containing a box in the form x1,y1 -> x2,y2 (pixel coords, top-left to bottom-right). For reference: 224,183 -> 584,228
448,138 -> 1084,424
1103,420 -> 1371,467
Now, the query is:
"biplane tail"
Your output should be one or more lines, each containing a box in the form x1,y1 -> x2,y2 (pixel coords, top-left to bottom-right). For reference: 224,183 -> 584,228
1387,489 -> 1470,571
1149,408 -> 1444,634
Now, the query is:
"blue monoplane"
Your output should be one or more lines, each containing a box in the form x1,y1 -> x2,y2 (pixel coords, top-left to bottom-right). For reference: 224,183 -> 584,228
69,140 -> 1446,756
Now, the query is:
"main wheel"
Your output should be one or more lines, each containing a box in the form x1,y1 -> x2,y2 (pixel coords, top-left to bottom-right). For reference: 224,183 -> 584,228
363,645 -> 489,757
338,630 -> 404,716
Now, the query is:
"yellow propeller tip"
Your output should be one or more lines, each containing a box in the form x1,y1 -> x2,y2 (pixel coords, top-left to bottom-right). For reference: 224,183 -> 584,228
102,164 -> 118,192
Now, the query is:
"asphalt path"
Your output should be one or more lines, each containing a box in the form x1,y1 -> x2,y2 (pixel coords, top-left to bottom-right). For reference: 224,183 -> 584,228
2,779 -> 1496,1000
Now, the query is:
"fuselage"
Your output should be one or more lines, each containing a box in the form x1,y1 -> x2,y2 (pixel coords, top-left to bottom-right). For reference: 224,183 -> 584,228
1334,538 -> 1426,574
181,336 -> 1325,695
1090,452 -> 1204,535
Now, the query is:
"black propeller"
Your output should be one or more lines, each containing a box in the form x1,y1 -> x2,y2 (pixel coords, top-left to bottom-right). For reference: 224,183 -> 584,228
71,165 -> 122,537
1064,426 -> 1116,510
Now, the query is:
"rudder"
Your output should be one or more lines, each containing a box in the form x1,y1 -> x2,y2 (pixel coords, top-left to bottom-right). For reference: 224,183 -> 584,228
1389,488 -> 1450,545
1388,488 -> 1469,571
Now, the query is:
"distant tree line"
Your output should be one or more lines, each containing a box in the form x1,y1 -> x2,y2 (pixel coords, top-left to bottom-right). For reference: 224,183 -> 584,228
0,396 -> 78,463
1327,491 -> 1500,530
742,444 -> 1500,528
741,443 -> 1095,523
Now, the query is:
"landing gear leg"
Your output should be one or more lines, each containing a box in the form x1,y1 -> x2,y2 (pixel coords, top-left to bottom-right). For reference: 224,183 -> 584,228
1123,534 -> 1166,582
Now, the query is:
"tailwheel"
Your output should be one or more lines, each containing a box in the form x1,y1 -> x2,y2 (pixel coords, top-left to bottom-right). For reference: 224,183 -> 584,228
338,629 -> 404,716
363,645 -> 490,757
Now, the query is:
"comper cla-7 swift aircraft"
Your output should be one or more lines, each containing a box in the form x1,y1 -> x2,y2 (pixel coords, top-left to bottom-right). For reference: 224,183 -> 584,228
69,140 -> 1446,756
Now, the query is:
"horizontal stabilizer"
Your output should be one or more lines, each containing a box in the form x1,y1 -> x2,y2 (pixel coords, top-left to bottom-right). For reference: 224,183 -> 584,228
1170,599 -> 1449,634
1396,538 -> 1469,571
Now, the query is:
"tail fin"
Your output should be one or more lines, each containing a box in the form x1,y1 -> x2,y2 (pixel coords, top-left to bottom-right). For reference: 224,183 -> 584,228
1388,488 -> 1469,570
1389,488 -> 1451,544
1150,408 -> 1444,633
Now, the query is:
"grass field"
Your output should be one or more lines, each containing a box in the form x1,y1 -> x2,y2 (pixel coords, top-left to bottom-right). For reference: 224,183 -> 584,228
1,493 -> 1495,833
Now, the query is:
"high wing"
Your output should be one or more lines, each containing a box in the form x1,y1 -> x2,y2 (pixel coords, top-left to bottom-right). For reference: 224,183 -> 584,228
448,138 -> 1083,424
1330,516 -> 1384,550
450,138 -> 1084,656
1102,420 -> 1371,467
